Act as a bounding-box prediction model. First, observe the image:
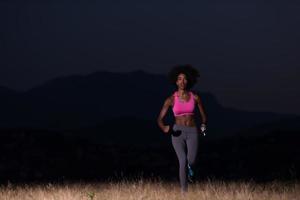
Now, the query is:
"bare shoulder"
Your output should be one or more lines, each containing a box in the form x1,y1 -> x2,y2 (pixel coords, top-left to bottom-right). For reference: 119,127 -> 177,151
192,91 -> 201,103
164,94 -> 175,107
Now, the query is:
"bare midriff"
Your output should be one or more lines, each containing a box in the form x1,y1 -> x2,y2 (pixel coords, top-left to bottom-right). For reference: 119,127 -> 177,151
175,115 -> 196,127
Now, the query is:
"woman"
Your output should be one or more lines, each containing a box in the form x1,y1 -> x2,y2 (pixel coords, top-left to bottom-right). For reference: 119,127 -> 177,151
157,64 -> 207,193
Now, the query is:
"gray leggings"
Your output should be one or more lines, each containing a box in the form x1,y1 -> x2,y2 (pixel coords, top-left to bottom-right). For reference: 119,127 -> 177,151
171,124 -> 199,192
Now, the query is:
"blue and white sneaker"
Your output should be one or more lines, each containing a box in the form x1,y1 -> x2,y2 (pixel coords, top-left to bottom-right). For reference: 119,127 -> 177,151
187,164 -> 194,183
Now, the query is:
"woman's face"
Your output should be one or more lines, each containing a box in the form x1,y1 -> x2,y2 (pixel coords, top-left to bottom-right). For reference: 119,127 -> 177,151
176,73 -> 188,90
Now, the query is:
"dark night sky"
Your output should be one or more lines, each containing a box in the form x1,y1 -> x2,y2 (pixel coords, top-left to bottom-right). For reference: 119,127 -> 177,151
1,0 -> 300,114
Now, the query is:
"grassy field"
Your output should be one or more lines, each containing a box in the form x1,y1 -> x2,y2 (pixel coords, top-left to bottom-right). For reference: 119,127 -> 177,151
0,179 -> 299,200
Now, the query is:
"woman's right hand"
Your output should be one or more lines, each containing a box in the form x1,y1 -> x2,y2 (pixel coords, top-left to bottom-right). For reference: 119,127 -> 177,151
163,125 -> 170,133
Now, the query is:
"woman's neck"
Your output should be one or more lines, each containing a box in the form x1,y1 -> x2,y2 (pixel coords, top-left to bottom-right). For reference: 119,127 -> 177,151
177,89 -> 189,97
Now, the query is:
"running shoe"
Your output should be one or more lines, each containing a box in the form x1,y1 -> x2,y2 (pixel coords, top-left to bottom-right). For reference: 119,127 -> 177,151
187,164 -> 194,183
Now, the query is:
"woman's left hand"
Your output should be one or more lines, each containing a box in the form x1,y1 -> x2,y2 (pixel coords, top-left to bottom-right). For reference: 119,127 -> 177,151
199,124 -> 207,136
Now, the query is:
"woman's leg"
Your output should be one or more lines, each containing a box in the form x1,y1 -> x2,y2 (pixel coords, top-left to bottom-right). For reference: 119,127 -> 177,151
171,130 -> 188,192
186,129 -> 199,171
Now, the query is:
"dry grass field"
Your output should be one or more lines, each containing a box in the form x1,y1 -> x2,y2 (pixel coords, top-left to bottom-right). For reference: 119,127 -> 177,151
0,179 -> 299,200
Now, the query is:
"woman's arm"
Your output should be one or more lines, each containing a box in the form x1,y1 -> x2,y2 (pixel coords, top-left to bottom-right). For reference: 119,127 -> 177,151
194,93 -> 207,124
157,96 -> 173,133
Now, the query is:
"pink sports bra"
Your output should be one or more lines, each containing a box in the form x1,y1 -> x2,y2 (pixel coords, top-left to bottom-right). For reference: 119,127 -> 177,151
172,91 -> 195,117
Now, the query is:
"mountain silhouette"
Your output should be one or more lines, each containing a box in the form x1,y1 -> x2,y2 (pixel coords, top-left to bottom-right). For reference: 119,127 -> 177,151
0,70 -> 298,139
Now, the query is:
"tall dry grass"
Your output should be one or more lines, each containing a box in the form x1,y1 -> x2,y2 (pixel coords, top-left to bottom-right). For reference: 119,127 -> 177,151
0,179 -> 299,200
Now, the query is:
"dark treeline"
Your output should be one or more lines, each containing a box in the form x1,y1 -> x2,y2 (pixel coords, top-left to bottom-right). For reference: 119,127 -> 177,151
0,127 -> 299,184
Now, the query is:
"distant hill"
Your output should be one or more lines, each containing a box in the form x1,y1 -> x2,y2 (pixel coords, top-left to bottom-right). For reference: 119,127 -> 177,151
0,86 -> 18,96
0,70 -> 298,139
235,116 -> 300,138
0,86 -> 23,127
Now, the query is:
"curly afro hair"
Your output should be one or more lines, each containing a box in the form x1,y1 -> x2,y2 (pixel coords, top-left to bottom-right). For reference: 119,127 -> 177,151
168,64 -> 200,90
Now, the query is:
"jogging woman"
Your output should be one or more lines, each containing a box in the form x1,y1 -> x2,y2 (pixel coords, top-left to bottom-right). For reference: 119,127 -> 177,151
157,64 -> 207,193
